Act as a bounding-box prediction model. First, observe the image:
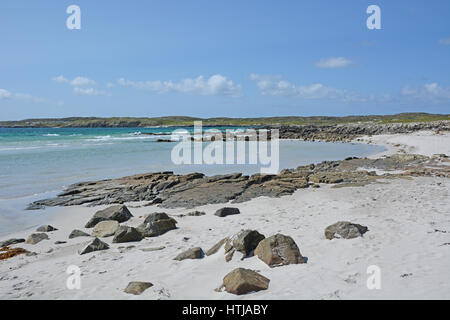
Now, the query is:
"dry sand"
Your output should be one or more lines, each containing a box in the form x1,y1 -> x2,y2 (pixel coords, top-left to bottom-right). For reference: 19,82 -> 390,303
1,131 -> 449,300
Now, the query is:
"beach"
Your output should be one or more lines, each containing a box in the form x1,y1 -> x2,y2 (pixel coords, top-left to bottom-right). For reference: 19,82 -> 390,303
0,130 -> 449,300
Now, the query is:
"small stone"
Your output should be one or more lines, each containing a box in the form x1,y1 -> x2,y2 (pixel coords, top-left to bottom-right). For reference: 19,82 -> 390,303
140,246 -> 166,252
124,282 -> 153,295
222,268 -> 270,295
174,247 -> 204,261
187,211 -> 206,216
92,220 -> 119,238
54,241 -> 67,245
215,207 -> 240,217
36,225 -> 58,232
25,233 -> 49,245
79,238 -> 109,255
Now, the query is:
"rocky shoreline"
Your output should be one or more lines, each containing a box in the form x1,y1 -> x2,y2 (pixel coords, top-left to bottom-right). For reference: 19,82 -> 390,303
265,120 -> 450,142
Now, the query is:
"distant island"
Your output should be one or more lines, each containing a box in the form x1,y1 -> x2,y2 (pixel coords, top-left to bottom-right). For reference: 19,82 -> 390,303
1,113 -> 449,128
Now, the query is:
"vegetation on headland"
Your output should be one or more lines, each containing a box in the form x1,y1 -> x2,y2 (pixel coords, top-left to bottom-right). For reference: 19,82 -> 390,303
0,113 -> 449,128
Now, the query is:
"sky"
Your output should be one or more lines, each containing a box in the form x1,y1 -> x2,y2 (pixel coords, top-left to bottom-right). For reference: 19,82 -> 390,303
0,0 -> 449,120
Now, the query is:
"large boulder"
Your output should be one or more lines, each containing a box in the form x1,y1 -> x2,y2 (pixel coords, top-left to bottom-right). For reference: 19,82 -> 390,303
255,234 -> 306,267
137,212 -> 177,237
174,247 -> 204,261
36,225 -> 58,232
0,238 -> 25,247
79,237 -> 109,255
113,226 -> 143,243
69,229 -> 90,239
222,268 -> 270,295
215,207 -> 240,217
232,230 -> 265,257
324,221 -> 369,240
91,220 -> 119,238
124,282 -> 153,295
85,205 -> 133,228
25,233 -> 49,245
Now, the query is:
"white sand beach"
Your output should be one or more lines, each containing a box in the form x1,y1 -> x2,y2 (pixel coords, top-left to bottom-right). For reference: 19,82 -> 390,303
1,131 -> 449,300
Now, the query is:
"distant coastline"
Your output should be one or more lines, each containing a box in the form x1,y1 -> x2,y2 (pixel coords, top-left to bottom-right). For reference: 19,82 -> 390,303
1,112 -> 449,128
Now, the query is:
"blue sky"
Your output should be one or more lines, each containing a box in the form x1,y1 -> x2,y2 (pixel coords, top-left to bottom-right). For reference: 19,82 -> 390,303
0,0 -> 449,120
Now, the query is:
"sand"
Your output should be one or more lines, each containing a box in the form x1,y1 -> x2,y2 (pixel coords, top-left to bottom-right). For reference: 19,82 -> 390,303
0,130 -> 449,300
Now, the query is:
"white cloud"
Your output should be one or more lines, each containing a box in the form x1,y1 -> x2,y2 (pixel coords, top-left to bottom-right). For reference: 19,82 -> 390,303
249,74 -> 365,102
316,57 -> 353,69
118,74 -> 242,97
402,82 -> 450,102
73,87 -> 109,96
439,37 -> 450,45
52,75 -> 69,83
52,75 -> 96,86
0,88 -> 12,99
70,77 -> 96,87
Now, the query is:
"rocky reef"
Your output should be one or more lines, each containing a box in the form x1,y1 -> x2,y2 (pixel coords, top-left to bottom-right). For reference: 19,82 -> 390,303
27,154 -> 449,210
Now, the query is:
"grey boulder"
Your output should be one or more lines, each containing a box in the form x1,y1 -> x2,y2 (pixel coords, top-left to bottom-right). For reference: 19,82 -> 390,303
36,225 -> 58,232
255,234 -> 306,267
25,233 -> 49,245
174,247 -> 204,261
78,237 -> 109,255
91,220 -> 119,238
69,229 -> 90,239
137,212 -> 177,237
113,226 -> 143,243
215,207 -> 240,217
0,238 -> 25,247
124,282 -> 153,295
85,205 -> 133,228
325,221 -> 369,240
232,230 -> 265,257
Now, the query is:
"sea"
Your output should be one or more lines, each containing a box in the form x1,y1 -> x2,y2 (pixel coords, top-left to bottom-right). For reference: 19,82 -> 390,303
0,127 -> 385,236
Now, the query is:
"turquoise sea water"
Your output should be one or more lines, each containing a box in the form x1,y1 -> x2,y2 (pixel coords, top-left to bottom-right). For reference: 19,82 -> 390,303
0,127 -> 385,236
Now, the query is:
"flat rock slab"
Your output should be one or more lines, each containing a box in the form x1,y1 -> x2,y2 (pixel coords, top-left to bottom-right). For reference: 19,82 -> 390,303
25,233 -> 49,245
215,207 -> 240,217
113,226 -> 143,243
325,221 -> 369,240
124,282 -> 153,295
174,247 -> 204,261
92,220 -> 119,238
255,234 -> 306,267
206,238 -> 229,256
222,268 -> 270,295
36,225 -> 58,232
85,205 -> 133,228
69,229 -> 90,239
79,238 -> 109,255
